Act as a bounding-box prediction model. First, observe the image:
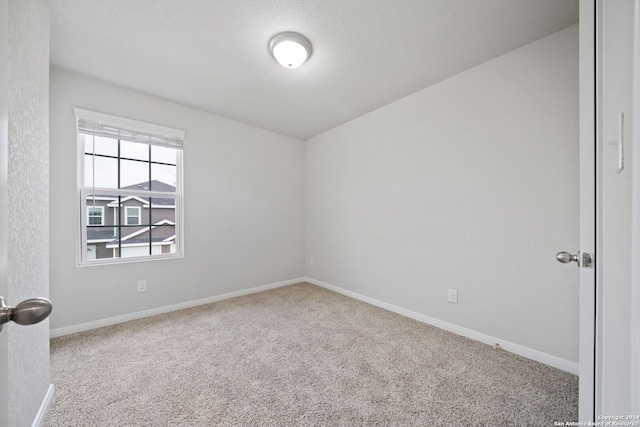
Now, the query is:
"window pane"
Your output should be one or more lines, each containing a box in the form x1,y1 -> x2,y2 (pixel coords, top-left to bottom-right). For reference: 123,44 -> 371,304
151,145 -> 177,165
83,135 -> 117,157
151,163 -> 177,189
85,155 -> 118,188
120,140 -> 149,161
82,135 -> 93,154
87,225 -> 118,260
149,199 -> 176,223
118,244 -> 149,257
151,223 -> 176,254
121,212 -> 153,258
120,159 -> 149,189
86,245 -> 97,260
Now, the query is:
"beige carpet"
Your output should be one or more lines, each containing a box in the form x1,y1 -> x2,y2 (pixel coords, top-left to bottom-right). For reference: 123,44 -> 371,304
46,283 -> 578,426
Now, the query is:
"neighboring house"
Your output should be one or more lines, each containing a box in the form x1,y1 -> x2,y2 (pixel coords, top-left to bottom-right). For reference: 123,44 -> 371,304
86,180 -> 176,259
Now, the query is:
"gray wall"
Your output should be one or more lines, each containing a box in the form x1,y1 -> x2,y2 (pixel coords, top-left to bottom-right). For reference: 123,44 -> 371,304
2,0 -> 51,426
305,25 -> 579,363
49,67 -> 305,329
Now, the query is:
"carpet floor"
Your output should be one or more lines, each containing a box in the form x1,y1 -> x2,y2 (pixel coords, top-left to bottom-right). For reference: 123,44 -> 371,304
46,283 -> 578,426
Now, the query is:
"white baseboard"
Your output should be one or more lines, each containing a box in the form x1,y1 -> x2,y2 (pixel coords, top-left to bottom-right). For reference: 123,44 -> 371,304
31,383 -> 54,427
50,277 -> 305,338
305,277 -> 579,375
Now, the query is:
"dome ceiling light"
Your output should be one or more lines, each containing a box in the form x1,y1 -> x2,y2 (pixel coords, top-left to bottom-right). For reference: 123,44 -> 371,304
269,32 -> 312,69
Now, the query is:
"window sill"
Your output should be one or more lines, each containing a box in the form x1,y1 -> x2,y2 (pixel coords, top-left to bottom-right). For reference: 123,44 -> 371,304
77,252 -> 183,267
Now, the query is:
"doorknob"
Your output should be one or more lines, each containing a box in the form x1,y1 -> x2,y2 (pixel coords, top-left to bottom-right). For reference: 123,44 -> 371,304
0,296 -> 52,333
556,251 -> 593,268
556,251 -> 580,265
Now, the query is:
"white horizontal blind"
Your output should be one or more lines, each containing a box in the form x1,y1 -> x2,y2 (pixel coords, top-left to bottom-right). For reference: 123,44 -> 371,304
74,107 -> 185,148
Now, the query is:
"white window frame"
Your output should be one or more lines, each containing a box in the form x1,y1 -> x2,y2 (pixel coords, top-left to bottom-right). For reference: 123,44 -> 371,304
76,108 -> 185,266
125,206 -> 141,225
87,206 -> 104,226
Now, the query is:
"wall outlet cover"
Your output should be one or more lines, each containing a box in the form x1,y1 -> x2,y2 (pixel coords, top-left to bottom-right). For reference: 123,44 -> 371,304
137,280 -> 148,292
447,289 -> 458,304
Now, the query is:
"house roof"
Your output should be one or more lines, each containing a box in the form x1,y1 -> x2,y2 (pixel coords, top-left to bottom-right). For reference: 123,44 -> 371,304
87,228 -> 116,242
88,180 -> 176,206
106,236 -> 175,248
105,196 -> 175,207
122,180 -> 175,192
88,218 -> 176,245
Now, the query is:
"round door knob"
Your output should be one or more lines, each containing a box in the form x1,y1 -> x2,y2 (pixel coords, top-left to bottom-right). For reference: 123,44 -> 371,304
0,296 -> 52,332
10,298 -> 52,326
556,251 -> 579,264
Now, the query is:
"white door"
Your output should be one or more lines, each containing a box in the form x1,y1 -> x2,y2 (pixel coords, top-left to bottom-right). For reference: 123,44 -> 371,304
0,2 -> 9,422
578,0 -> 638,420
566,0 -> 638,420
596,0 -> 636,416
578,1 -> 596,421
0,1 -> 52,426
631,0 -> 640,413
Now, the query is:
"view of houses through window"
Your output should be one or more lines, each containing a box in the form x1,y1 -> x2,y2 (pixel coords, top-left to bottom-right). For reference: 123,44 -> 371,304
84,179 -> 177,260
76,108 -> 184,264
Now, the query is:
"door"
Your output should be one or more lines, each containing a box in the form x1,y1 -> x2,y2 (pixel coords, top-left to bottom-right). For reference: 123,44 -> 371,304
0,1 -> 8,422
578,1 -> 596,421
0,1 -> 52,426
577,0 -> 637,420
596,0 -> 635,416
632,0 -> 640,413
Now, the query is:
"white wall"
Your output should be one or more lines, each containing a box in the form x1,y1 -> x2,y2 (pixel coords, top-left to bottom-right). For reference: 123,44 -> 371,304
3,1 -> 52,426
305,25 -> 580,363
49,67 -> 305,330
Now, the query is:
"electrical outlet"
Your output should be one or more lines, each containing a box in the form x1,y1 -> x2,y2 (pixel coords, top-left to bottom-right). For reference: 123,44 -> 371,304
447,289 -> 458,304
309,258 -> 314,267
137,279 -> 147,293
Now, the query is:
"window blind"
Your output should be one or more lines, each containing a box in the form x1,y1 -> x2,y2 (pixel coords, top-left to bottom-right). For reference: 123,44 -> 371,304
74,107 -> 185,148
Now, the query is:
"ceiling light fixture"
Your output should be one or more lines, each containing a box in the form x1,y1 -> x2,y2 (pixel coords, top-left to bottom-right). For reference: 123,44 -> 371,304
269,32 -> 312,69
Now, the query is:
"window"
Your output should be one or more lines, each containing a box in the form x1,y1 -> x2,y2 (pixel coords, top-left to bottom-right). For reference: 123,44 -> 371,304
125,206 -> 141,225
76,108 -> 185,265
87,206 -> 104,225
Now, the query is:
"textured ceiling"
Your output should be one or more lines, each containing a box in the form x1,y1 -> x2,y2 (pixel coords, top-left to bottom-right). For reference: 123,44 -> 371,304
50,0 -> 578,140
